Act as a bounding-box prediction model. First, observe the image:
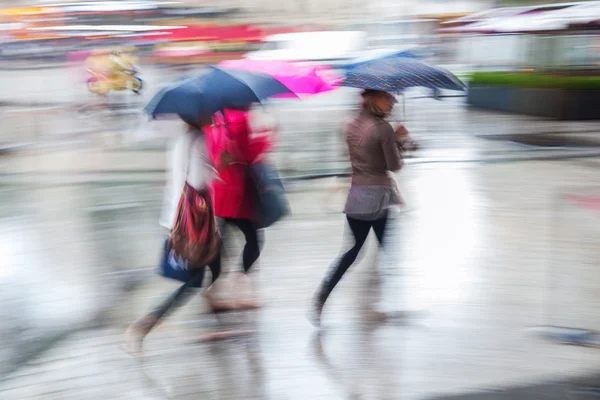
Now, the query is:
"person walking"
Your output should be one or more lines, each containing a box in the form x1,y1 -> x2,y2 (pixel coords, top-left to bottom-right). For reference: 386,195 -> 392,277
124,114 -> 224,354
206,107 -> 275,309
311,89 -> 410,326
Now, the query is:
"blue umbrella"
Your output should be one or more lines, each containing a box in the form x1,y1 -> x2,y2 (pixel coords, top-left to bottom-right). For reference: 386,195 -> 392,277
339,49 -> 420,70
144,66 -> 294,124
341,57 -> 465,93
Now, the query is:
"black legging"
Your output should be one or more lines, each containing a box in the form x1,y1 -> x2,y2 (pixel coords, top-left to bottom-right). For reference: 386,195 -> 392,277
149,251 -> 221,323
219,218 -> 262,273
317,215 -> 388,305
144,218 -> 260,327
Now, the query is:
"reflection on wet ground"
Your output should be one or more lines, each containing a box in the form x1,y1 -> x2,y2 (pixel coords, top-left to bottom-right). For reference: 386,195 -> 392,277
0,157 -> 599,399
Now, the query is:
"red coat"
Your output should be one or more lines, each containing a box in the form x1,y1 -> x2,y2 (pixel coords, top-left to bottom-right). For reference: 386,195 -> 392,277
205,109 -> 273,220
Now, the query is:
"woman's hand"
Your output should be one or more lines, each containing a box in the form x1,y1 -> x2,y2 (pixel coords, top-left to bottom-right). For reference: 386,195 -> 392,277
393,123 -> 419,151
394,124 -> 409,140
219,151 -> 235,170
402,139 -> 419,152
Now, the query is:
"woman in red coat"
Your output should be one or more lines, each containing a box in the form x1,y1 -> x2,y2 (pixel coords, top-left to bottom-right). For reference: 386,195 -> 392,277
206,107 -> 274,309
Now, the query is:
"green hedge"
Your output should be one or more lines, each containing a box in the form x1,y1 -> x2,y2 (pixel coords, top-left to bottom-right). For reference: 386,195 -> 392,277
470,72 -> 600,90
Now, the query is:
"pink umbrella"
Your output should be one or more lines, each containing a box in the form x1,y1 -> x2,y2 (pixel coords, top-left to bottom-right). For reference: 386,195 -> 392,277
218,59 -> 342,98
152,45 -> 210,59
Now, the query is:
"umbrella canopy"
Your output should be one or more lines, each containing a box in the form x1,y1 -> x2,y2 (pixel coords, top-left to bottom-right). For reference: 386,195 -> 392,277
338,49 -> 420,70
218,59 -> 342,97
341,57 -> 465,92
144,66 -> 295,124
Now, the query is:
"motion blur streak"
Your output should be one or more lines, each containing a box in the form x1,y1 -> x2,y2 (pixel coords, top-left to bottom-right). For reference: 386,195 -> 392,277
0,1 -> 600,399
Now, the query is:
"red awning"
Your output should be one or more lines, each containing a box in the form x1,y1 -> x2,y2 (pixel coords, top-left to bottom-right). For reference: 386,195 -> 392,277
134,24 -> 308,44
135,25 -> 268,43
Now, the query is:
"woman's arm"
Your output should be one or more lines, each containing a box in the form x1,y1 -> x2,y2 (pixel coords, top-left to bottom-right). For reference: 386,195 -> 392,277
247,107 -> 279,163
378,122 -> 403,172
249,126 -> 276,164
394,123 -> 419,152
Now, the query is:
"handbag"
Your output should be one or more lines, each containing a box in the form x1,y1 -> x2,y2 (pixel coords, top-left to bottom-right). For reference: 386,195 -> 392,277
250,161 -> 290,229
219,115 -> 290,229
158,239 -> 205,287
169,137 -> 221,268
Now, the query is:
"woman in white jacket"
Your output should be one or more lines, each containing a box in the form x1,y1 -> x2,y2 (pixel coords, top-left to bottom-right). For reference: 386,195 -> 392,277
125,116 -> 223,354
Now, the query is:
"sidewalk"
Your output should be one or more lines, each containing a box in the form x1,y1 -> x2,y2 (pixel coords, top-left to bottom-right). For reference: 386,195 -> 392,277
1,66 -> 600,398
0,156 -> 599,399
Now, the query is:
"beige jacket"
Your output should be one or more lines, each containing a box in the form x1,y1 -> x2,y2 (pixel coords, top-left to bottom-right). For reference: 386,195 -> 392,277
346,111 -> 403,187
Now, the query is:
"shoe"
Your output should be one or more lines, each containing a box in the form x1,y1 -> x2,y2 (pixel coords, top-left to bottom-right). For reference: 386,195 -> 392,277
234,272 -> 262,310
236,299 -> 261,310
123,317 -> 155,356
209,300 -> 238,313
309,299 -> 324,328
367,310 -> 388,322
203,285 -> 237,313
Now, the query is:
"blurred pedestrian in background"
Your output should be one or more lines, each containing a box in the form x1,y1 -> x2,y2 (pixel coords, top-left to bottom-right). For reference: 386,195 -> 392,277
107,48 -> 136,82
206,106 -> 276,309
312,89 -> 411,326
125,114 -> 223,354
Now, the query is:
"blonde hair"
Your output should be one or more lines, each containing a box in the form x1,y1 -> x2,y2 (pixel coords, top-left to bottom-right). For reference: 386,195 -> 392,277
361,90 -> 391,118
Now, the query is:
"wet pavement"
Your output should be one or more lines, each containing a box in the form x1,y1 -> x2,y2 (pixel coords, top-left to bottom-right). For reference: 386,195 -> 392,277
1,67 -> 600,398
0,156 -> 599,399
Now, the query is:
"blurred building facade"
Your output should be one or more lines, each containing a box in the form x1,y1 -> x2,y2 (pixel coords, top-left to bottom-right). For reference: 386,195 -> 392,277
0,0 -> 494,24
189,0 -> 494,22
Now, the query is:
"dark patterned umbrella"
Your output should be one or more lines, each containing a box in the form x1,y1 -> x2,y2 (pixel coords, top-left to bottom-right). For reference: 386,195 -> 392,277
338,50 -> 420,70
144,66 -> 294,124
341,57 -> 465,92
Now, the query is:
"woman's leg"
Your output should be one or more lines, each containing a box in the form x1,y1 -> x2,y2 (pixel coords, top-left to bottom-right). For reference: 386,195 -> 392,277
372,214 -> 389,247
148,269 -> 205,322
227,218 -> 262,309
203,243 -> 238,312
316,217 -> 372,307
206,247 -> 222,284
229,218 -> 261,273
125,267 -> 206,354
216,217 -> 229,260
367,215 -> 390,320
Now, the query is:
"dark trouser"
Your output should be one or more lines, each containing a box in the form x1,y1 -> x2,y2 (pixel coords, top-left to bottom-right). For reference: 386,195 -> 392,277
219,218 -> 262,273
317,215 -> 388,305
147,251 -> 221,324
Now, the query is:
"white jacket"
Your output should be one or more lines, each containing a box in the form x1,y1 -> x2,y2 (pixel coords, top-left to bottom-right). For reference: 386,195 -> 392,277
159,130 -> 213,230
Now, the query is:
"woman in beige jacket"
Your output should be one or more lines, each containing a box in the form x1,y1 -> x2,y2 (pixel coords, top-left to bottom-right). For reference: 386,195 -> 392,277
312,90 -> 411,326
